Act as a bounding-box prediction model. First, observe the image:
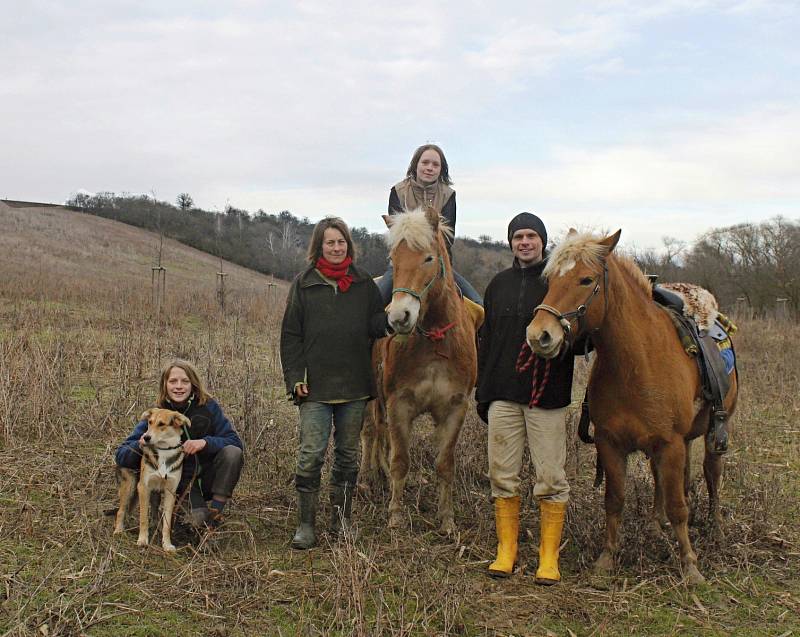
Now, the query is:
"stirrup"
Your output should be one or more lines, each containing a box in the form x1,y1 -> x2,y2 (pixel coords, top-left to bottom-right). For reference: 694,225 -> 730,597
706,409 -> 729,454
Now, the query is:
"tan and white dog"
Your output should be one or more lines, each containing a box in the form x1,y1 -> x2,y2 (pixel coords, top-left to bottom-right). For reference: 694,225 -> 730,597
114,408 -> 191,552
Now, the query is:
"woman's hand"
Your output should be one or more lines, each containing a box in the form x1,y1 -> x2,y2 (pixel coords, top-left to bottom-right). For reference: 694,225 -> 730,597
295,383 -> 309,398
183,439 -> 208,455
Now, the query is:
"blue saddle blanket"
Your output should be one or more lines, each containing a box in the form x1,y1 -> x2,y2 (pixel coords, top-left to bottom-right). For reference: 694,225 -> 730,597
708,319 -> 735,375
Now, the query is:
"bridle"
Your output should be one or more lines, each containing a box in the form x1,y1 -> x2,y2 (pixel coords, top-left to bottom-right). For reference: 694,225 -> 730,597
533,260 -> 609,342
391,255 -> 446,301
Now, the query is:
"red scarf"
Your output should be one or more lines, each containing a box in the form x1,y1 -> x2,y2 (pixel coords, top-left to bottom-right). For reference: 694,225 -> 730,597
316,256 -> 354,292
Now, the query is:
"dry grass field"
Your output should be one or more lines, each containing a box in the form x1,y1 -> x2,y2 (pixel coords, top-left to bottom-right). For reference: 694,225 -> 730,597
1,202 -> 798,636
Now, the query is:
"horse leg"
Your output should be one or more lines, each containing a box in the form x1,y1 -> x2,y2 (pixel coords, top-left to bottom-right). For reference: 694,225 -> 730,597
594,440 -> 627,575
658,437 -> 705,585
684,439 -> 697,527
703,446 -> 725,540
648,457 -> 668,535
386,398 -> 414,529
358,405 -> 375,494
431,396 -> 467,535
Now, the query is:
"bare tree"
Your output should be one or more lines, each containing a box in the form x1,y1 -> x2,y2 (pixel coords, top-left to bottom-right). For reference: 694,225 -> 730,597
176,193 -> 194,211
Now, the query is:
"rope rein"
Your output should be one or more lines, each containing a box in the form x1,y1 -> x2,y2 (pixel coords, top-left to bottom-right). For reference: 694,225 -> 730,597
515,342 -> 552,407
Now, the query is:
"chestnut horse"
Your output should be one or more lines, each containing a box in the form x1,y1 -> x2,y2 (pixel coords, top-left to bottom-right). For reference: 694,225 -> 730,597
361,207 -> 480,533
526,229 -> 738,584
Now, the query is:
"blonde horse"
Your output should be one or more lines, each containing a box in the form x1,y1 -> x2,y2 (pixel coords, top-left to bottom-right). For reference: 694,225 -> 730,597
361,207 -> 480,533
526,229 -> 738,584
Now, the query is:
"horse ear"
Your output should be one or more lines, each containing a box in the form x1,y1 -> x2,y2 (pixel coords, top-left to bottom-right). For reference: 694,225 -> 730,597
600,229 -> 622,254
424,206 -> 439,230
383,214 -> 394,228
568,228 -> 577,236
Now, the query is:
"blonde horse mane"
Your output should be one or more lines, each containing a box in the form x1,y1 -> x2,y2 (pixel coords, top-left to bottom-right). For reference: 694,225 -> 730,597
544,231 -> 651,297
386,208 -> 454,253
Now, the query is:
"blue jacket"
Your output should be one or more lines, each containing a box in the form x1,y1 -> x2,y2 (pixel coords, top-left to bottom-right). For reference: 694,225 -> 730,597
115,398 -> 243,480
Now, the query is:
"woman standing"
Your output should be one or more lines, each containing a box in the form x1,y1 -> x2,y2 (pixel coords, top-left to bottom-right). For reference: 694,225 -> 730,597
280,217 -> 389,549
115,359 -> 244,529
378,143 -> 482,305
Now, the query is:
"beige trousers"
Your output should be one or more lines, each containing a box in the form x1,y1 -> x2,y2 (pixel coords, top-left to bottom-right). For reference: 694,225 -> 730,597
488,400 -> 569,503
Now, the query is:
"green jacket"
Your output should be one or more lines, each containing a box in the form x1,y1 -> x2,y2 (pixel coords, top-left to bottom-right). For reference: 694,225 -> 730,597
280,263 -> 389,403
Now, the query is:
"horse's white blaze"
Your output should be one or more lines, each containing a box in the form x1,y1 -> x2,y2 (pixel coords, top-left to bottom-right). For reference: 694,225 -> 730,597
557,259 -> 576,276
387,295 -> 420,332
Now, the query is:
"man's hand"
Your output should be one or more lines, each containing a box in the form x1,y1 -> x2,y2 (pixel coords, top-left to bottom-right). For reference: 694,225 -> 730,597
183,439 -> 208,455
295,383 -> 309,398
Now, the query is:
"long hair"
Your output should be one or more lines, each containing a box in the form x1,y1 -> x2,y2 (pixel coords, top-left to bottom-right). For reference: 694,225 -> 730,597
306,216 -> 356,264
157,359 -> 212,407
405,144 -> 453,186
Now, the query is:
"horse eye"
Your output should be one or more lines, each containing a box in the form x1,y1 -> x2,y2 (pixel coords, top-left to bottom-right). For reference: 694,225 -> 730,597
579,277 -> 593,286
424,255 -> 434,263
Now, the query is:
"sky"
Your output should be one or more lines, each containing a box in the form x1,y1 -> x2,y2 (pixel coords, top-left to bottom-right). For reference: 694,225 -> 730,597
1,0 -> 798,251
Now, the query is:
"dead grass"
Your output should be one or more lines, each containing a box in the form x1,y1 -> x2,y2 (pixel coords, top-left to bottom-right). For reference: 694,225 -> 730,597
0,204 -> 798,636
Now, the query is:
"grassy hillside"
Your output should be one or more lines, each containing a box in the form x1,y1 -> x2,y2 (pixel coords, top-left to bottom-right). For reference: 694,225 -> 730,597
1,202 -> 798,636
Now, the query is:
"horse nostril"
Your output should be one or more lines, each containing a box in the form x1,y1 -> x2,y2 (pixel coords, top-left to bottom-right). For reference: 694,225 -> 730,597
403,310 -> 410,324
539,331 -> 552,347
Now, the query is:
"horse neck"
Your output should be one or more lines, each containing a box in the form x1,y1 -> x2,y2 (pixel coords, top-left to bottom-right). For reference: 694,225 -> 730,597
424,270 -> 460,323
590,258 -> 658,367
421,256 -> 460,326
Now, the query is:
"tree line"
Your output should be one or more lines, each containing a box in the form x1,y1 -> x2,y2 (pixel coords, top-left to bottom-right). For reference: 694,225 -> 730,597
66,192 -> 797,317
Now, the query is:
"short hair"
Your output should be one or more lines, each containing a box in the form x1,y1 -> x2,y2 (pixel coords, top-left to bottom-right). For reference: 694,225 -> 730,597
157,359 -> 212,407
406,144 -> 453,186
306,216 -> 356,264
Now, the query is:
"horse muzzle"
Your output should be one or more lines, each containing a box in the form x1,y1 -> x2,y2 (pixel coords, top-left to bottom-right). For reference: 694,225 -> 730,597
387,297 -> 420,334
526,324 -> 563,359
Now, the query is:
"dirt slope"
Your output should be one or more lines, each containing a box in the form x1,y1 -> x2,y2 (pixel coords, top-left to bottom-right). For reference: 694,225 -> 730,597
0,200 -> 284,298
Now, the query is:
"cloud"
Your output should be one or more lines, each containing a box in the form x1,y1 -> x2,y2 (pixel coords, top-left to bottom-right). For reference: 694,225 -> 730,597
1,1 -> 797,253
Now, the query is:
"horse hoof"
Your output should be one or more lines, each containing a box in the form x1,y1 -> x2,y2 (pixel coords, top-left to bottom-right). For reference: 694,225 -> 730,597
388,512 -> 404,529
684,564 -> 706,586
356,482 -> 371,498
593,552 -> 614,575
438,518 -> 455,536
709,517 -> 725,542
647,519 -> 667,537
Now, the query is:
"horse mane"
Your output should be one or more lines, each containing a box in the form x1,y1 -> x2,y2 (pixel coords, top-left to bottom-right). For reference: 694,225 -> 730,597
614,254 -> 652,297
543,232 -> 607,279
543,231 -> 651,297
386,208 -> 454,253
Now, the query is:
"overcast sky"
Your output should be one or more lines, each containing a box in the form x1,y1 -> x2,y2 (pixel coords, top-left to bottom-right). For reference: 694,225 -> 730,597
2,0 -> 798,250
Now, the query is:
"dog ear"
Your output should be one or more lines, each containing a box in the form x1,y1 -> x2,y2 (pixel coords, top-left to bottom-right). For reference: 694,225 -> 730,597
171,413 -> 191,429
140,409 -> 154,422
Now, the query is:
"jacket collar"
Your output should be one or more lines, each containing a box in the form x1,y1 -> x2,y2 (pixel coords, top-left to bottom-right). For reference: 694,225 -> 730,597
512,257 -> 546,276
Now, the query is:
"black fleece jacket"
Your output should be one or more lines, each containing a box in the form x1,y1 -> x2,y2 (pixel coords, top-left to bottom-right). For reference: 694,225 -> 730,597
476,259 -> 576,412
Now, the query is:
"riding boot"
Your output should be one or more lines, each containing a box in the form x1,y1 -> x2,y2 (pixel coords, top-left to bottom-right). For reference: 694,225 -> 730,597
706,410 -> 729,454
291,489 -> 318,549
488,496 -> 520,578
535,499 -> 567,585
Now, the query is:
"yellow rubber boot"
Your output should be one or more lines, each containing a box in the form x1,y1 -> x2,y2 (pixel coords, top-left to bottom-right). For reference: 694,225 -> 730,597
535,499 -> 567,585
488,496 -> 520,578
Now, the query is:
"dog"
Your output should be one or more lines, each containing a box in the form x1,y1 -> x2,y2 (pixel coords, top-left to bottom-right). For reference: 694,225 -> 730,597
113,408 -> 191,552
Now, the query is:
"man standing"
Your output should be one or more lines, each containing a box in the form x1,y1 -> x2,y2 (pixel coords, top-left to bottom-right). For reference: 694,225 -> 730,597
476,212 -> 577,584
